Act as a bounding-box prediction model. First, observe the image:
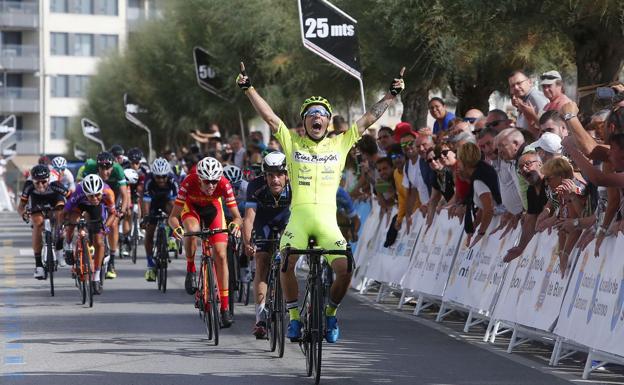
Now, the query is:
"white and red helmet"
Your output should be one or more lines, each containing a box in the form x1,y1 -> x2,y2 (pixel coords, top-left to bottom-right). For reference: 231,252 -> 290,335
196,157 -> 223,181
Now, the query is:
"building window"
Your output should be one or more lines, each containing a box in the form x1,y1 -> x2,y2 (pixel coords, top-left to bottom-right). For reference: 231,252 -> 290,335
69,0 -> 93,14
70,75 -> 90,97
50,0 -> 68,12
95,34 -> 118,56
73,33 -> 93,56
51,75 -> 69,97
51,117 -> 69,140
50,32 -> 68,55
95,0 -> 117,15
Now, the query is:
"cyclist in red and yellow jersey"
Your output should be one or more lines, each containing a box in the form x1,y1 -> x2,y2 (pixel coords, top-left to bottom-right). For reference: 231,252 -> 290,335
168,157 -> 243,327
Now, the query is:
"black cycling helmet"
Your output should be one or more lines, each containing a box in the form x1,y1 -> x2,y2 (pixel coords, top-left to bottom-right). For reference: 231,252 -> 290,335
31,164 -> 50,180
109,144 -> 124,157
96,151 -> 114,167
127,147 -> 143,163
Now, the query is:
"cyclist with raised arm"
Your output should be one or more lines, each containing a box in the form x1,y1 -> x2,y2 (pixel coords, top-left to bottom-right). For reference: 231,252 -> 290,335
78,152 -> 128,279
51,156 -> 76,194
168,157 -> 243,327
17,165 -> 68,279
242,152 -> 291,339
237,63 -> 405,342
64,175 -> 116,294
142,158 -> 178,281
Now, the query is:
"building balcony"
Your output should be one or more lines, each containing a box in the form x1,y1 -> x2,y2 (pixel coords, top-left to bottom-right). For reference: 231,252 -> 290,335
12,129 -> 39,154
0,1 -> 39,29
0,44 -> 39,71
0,87 -> 39,113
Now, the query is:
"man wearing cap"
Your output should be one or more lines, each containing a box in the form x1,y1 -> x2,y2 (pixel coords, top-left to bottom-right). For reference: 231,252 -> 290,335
541,70 -> 573,112
508,70 -> 549,137
530,132 -> 562,162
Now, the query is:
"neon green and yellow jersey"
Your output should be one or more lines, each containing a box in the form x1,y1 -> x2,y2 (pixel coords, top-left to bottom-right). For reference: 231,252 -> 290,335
274,120 -> 360,208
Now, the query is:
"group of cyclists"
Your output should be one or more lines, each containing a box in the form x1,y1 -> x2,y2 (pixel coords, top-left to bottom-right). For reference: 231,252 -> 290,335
19,65 -> 405,347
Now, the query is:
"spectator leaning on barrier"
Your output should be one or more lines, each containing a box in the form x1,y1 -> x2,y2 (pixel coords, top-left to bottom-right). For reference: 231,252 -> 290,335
496,128 -> 526,230
425,145 -> 455,228
457,142 -> 502,247
429,97 -> 455,135
388,143 -> 414,231
541,70 -> 573,113
402,133 -> 435,226
477,127 -> 499,165
503,150 -> 545,262
508,70 -> 549,137
374,157 -> 397,217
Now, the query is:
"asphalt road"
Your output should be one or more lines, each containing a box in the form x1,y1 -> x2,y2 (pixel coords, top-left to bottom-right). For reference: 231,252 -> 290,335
0,212 -> 577,385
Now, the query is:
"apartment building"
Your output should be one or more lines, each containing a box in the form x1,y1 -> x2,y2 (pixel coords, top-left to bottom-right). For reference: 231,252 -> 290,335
0,0 -> 158,156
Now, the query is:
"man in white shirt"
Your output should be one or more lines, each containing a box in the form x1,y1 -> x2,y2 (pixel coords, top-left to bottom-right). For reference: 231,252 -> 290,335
400,132 -> 434,229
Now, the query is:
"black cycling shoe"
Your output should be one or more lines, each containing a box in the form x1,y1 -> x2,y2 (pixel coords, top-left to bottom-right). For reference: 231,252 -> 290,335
185,271 -> 197,295
93,281 -> 103,295
221,309 -> 233,328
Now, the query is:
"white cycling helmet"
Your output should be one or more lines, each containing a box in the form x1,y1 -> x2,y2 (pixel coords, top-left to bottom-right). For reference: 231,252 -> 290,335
262,151 -> 287,173
223,165 -> 243,185
151,157 -> 171,176
124,168 -> 139,184
82,174 -> 104,195
196,157 -> 223,181
51,156 -> 67,171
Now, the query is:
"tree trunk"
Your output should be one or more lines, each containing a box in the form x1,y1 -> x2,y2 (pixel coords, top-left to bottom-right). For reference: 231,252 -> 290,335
454,82 -> 494,117
573,27 -> 624,113
400,85 -> 430,129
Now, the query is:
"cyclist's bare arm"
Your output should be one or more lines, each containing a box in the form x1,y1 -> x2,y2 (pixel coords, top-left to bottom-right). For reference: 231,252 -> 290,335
242,207 -> 256,248
228,205 -> 244,226
355,67 -> 405,135
168,204 -> 183,230
237,62 -> 281,134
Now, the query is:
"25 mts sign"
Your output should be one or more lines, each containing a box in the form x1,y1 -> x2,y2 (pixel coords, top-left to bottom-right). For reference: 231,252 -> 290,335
298,0 -> 361,80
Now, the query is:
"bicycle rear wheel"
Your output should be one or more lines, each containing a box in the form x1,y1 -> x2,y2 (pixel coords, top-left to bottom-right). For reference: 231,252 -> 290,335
131,213 -> 138,264
206,260 -> 220,346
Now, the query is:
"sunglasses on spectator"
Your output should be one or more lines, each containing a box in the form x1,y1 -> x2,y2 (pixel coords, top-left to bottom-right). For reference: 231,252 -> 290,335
463,117 -> 477,123
201,179 -> 220,185
440,149 -> 450,157
540,74 -> 559,80
34,180 -> 48,185
426,157 -> 439,163
304,106 -> 330,118
400,140 -> 416,148
389,153 -> 404,160
485,120 -> 504,128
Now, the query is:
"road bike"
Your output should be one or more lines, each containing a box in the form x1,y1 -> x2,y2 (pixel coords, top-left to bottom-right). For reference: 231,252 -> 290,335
36,205 -> 58,297
282,240 -> 354,384
66,216 -> 101,307
226,232 -> 242,317
150,210 -> 170,293
184,228 -> 230,346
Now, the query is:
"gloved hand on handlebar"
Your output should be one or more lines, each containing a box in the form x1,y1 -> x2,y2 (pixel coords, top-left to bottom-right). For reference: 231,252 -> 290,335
228,222 -> 241,238
173,226 -> 185,240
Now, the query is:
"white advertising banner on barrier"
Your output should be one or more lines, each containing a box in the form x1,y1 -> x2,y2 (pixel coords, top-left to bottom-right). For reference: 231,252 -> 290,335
493,231 -> 569,331
443,217 -> 513,313
401,213 -> 438,292
555,236 -> 624,357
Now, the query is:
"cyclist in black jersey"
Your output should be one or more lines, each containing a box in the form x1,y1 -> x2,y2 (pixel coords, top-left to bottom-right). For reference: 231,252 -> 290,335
121,147 -> 148,255
142,158 -> 178,281
17,165 -> 68,279
242,152 -> 291,338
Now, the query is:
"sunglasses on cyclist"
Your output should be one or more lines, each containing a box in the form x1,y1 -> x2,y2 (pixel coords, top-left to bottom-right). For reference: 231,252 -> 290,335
86,193 -> 102,199
97,163 -> 113,169
201,179 -> 220,185
154,175 -> 167,180
304,106 -> 330,118
34,179 -> 48,185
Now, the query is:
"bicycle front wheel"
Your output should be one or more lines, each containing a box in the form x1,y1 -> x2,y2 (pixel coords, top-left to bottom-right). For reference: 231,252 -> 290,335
267,268 -> 277,351
311,277 -> 323,384
206,260 -> 220,346
275,270 -> 286,358
45,231 -> 55,296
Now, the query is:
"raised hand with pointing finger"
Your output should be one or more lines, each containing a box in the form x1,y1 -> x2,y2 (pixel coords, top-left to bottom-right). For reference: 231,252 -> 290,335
236,62 -> 251,91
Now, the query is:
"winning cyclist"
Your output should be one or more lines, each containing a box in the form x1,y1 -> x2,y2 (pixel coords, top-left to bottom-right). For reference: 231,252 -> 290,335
168,157 -> 243,327
242,152 -> 291,339
237,63 -> 405,342
78,152 -> 129,279
17,165 -> 68,279
64,174 -> 116,294
142,158 -> 178,281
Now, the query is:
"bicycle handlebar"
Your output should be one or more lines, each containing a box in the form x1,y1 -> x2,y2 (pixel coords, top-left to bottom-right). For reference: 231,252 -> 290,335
184,228 -> 230,238
281,247 -> 354,274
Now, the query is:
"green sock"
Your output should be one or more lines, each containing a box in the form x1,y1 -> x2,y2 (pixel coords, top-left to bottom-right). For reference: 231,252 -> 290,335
288,307 -> 300,321
325,304 -> 338,317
